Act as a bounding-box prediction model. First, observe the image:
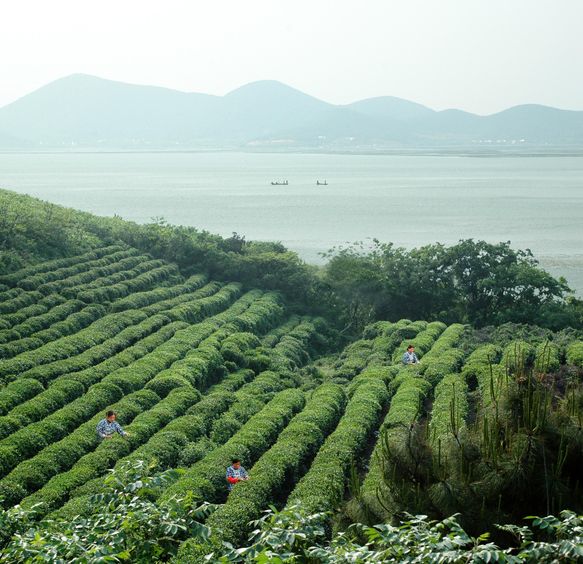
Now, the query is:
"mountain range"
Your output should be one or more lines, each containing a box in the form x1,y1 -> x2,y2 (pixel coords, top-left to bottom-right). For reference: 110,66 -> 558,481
1,73 -> 582,150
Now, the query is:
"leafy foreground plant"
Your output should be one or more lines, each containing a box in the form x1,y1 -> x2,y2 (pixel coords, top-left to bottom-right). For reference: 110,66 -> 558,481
1,464 -> 581,563
179,505 -> 583,564
0,461 -> 214,563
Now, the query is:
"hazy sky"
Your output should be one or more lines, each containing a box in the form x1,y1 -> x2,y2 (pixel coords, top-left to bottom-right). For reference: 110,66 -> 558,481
1,0 -> 582,114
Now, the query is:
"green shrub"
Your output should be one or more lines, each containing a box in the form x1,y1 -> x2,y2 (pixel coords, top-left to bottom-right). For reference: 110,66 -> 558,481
0,389 -> 160,504
110,273 -> 207,312
165,283 -> 242,323
261,315 -> 301,347
461,344 -> 502,382
0,309 -> 149,381
535,340 -> 561,372
139,281 -> 223,316
220,331 -> 261,367
207,383 -> 346,545
20,386 -> 201,515
73,262 -> 179,303
501,340 -> 536,372
179,437 -> 216,467
56,370 -> 256,519
0,300 -> 93,342
428,372 -> 468,446
0,379 -> 44,416
0,379 -> 85,433
566,340 -> 583,368
0,298 -> 63,330
385,375 -> 432,428
286,377 -> 388,515
391,321 -> 446,363
0,291 -> 43,315
1,245 -> 130,288
159,388 -> 305,505
0,381 -> 125,475
35,252 -> 145,295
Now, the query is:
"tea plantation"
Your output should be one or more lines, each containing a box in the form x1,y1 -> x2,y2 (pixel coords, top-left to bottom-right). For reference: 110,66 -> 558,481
0,243 -> 582,562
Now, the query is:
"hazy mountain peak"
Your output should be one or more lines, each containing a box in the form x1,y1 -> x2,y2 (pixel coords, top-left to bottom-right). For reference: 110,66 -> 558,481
347,95 -> 435,121
225,79 -> 328,104
0,74 -> 581,149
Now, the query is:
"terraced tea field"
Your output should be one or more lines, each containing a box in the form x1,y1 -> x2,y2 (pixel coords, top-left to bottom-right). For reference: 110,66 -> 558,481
0,244 -> 582,561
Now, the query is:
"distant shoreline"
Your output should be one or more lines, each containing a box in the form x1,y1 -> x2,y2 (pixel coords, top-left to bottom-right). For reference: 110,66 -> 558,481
1,147 -> 583,158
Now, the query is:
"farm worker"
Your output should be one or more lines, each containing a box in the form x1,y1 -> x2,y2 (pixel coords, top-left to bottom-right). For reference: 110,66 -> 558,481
96,410 -> 129,440
402,345 -> 419,365
226,458 -> 249,490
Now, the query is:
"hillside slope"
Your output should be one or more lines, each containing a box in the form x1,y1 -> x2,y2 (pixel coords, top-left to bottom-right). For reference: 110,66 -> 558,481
0,195 -> 581,561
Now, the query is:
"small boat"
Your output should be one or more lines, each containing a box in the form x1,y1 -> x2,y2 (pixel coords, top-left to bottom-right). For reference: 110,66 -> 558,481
271,180 -> 289,186
316,180 -> 328,186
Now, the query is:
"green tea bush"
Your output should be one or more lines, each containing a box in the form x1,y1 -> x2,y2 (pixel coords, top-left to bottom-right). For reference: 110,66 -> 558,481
48,294 -> 294,507
207,383 -> 346,545
56,369 -> 256,519
362,319 -> 412,340
110,273 -> 207,311
207,366 -> 303,444
391,321 -> 446,363
0,309 -> 149,380
428,372 -> 468,446
0,291 -> 43,315
286,377 -> 388,515
0,297 -> 62,330
534,340 -> 561,372
423,349 -> 465,385
159,388 -> 305,504
0,379 -> 85,437
567,340 -> 583,368
461,344 -> 502,381
64,258 -> 168,295
164,283 -> 242,323
0,299 -> 84,342
0,381 -> 124,474
0,389 -> 159,505
2,246 -> 130,288
0,287 -> 23,303
73,262 -> 179,303
502,340 -> 536,372
384,374 -> 432,428
261,315 -> 301,347
20,386 -> 201,515
8,313 -> 169,387
179,437 -> 217,467
0,379 -> 44,416
35,253 -> 146,295
220,331 -> 261,367
268,319 -> 324,372
138,280 -> 223,315
0,304 -> 106,359
0,321 -> 184,426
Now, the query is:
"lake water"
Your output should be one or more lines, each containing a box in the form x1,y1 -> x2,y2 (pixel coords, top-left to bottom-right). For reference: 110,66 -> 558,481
1,152 -> 582,294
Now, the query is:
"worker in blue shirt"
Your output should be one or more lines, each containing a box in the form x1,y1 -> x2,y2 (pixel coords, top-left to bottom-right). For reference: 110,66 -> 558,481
226,458 -> 249,490
402,344 -> 419,365
96,410 -> 130,440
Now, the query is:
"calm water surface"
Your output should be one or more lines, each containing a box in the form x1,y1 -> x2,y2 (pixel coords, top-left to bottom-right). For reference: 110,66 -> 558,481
1,152 -> 582,294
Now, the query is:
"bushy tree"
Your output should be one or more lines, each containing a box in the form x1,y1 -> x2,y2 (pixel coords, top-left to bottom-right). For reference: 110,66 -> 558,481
323,239 -> 575,331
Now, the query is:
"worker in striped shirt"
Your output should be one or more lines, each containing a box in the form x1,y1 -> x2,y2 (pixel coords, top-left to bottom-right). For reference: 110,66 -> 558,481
96,410 -> 130,440
226,458 -> 249,490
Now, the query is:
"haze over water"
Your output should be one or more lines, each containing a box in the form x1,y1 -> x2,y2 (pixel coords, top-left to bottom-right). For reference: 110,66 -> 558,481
1,151 -> 582,294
